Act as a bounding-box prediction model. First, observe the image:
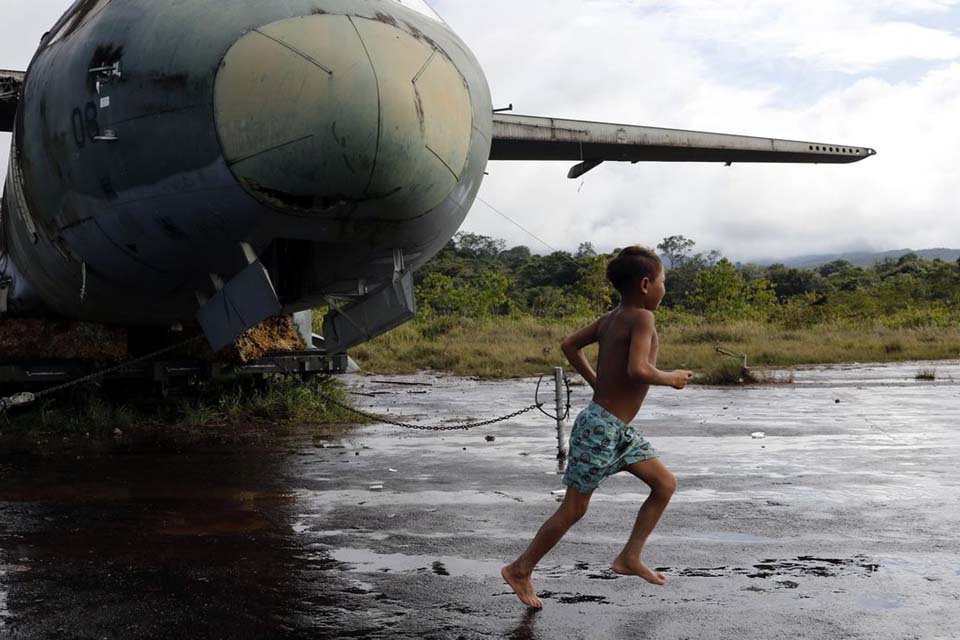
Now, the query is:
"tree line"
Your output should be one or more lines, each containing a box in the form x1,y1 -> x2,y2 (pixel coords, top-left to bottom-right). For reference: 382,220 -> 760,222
414,233 -> 960,328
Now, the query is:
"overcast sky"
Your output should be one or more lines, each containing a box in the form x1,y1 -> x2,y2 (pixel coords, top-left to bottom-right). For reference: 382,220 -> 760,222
3,0 -> 959,260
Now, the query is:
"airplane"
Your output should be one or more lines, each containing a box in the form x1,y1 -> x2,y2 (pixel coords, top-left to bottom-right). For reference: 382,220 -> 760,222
0,0 -> 875,357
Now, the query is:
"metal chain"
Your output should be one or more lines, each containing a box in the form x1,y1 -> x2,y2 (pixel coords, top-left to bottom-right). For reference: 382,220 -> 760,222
0,335 -> 206,415
312,389 -> 544,432
273,359 -> 561,431
32,336 -> 206,400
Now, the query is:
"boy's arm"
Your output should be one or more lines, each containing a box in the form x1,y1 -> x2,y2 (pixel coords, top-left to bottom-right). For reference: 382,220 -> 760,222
627,311 -> 693,389
561,319 -> 601,389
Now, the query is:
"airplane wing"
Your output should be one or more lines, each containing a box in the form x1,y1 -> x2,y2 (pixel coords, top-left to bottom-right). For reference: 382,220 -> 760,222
489,113 -> 876,179
1,70 -> 24,133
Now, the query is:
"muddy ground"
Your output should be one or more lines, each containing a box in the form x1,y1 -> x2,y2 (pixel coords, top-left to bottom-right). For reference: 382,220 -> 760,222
1,361 -> 959,639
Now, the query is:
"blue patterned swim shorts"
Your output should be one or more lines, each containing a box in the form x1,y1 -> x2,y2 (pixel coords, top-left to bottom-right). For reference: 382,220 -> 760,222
562,401 -> 659,494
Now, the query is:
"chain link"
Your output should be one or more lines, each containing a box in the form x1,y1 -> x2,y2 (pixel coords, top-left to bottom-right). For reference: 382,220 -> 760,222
314,390 -> 544,431
0,336 -> 206,416
32,336 -> 206,401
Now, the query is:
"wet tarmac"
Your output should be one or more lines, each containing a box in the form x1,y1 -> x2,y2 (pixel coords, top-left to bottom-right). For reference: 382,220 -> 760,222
1,361 -> 959,639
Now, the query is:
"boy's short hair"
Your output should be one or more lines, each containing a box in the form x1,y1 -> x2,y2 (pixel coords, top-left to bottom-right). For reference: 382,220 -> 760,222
606,246 -> 663,295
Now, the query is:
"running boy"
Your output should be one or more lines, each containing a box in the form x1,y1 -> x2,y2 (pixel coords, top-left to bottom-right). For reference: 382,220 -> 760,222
502,246 -> 694,609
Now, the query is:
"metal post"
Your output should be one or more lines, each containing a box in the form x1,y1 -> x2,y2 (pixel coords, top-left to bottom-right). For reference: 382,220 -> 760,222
554,367 -> 567,463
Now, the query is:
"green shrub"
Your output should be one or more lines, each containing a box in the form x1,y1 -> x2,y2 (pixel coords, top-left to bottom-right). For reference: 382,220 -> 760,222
696,360 -> 759,386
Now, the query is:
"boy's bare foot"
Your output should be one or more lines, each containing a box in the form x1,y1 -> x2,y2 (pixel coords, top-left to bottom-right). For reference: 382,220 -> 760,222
501,564 -> 543,609
610,556 -> 667,585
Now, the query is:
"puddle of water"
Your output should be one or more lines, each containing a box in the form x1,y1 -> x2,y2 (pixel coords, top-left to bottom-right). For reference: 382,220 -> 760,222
873,554 -> 956,579
2,485 -> 293,505
330,548 -> 502,577
693,532 -> 772,543
0,576 -> 6,629
294,488 -> 557,510
0,583 -> 7,630
303,528 -> 391,541
788,361 -> 960,387
855,593 -> 903,610
157,509 -> 274,537
292,521 -> 311,534
0,557 -> 21,629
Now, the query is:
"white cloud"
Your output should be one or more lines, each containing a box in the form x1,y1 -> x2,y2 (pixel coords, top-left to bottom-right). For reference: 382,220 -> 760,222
618,0 -> 960,72
438,0 -> 960,259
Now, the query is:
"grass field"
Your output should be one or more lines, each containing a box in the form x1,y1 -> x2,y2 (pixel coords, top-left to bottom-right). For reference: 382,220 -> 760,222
350,316 -> 960,382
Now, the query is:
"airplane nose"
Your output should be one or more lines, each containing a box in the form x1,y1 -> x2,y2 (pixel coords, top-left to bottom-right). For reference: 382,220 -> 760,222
213,14 -> 473,220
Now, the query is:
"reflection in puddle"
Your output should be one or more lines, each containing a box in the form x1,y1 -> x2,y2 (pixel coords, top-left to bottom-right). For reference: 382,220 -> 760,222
331,548 -> 501,577
0,558 -> 25,629
295,488 -> 544,508
297,526 -> 391,541
158,509 -> 274,537
0,561 -> 7,631
294,521 -> 482,541
508,609 -> 541,640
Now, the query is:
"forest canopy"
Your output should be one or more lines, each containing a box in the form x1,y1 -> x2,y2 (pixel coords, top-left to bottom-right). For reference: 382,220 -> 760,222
413,233 -> 960,330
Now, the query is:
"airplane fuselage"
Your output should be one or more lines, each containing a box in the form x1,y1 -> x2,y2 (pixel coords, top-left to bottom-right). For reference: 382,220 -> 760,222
3,0 -> 492,326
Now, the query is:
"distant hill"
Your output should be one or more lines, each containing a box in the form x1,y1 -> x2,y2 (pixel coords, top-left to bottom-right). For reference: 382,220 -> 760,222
748,248 -> 960,270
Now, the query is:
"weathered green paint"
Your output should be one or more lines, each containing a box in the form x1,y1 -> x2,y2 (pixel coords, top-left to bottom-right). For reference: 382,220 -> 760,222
216,15 -> 380,207
215,13 -> 473,221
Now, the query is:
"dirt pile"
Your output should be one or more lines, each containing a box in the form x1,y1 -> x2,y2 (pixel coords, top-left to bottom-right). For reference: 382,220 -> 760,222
0,319 -> 127,361
232,315 -> 306,363
0,316 -> 306,364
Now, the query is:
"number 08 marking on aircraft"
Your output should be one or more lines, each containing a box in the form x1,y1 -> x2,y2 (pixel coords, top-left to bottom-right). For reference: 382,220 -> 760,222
70,101 -> 101,147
